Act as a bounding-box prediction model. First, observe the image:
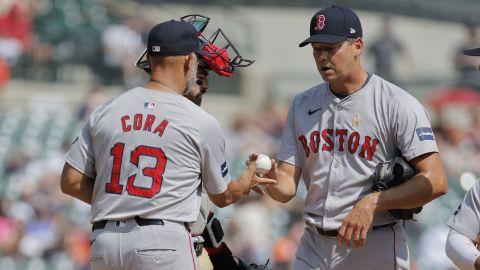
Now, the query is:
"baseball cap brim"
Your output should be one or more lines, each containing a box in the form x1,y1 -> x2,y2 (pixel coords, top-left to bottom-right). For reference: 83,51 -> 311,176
463,47 -> 480,56
299,34 -> 347,47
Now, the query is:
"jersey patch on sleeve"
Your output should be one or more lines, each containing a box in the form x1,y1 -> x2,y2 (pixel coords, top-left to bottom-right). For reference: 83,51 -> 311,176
416,127 -> 435,141
220,161 -> 228,177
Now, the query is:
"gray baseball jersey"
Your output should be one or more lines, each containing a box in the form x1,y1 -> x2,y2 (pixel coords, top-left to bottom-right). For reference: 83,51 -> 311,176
277,74 -> 438,230
65,87 -> 231,223
448,180 -> 480,241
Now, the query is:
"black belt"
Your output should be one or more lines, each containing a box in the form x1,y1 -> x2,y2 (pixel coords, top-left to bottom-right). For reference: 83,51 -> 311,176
316,222 -> 397,237
92,216 -> 165,231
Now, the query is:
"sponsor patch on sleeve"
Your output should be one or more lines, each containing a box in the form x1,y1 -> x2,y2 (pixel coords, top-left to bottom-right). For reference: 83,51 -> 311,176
220,161 -> 228,177
416,127 -> 435,141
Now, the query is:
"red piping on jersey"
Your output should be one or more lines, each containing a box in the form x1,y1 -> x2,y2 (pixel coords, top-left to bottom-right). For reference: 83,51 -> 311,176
391,226 -> 397,270
188,233 -> 197,270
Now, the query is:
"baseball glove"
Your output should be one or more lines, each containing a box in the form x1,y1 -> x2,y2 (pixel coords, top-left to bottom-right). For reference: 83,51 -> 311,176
372,156 -> 422,220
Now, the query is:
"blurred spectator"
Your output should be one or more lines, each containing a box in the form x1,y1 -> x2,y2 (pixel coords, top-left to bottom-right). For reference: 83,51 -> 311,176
368,14 -> 414,84
472,106 -> 480,148
225,112 -> 279,176
427,88 -> 480,180
0,57 -> 10,93
101,15 -> 146,86
0,0 -> 32,51
255,102 -> 284,140
271,221 -> 304,270
0,0 -> 32,66
437,106 -> 478,176
27,0 -> 109,82
227,197 -> 272,264
454,20 -> 480,90
0,33 -> 22,66
19,200 -> 57,258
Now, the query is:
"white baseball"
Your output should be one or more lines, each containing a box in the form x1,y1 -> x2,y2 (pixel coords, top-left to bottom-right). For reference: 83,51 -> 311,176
255,154 -> 272,175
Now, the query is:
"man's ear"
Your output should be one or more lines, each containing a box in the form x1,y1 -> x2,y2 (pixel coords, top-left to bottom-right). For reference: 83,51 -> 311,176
189,52 -> 198,65
354,37 -> 363,57
185,52 -> 198,71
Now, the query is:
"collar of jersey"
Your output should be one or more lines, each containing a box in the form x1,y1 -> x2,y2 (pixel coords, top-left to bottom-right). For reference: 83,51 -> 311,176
327,72 -> 372,100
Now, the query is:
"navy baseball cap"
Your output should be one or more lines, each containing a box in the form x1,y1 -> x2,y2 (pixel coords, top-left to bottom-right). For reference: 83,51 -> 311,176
299,6 -> 363,47
147,20 -> 210,56
464,47 -> 480,56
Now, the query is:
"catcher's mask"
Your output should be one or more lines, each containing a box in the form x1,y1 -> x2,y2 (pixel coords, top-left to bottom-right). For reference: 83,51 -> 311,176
135,14 -> 254,77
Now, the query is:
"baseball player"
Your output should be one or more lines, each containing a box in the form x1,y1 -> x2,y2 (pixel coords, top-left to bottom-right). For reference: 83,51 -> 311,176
445,46 -> 480,270
60,20 -> 275,270
134,15 -> 271,270
255,6 -> 448,270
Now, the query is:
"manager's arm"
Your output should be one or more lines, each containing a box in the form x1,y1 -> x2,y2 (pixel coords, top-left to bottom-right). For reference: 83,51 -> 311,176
208,160 -> 277,208
60,162 -> 94,205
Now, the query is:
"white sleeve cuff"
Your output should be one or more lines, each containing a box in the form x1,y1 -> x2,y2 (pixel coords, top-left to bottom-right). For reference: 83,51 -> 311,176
445,229 -> 480,270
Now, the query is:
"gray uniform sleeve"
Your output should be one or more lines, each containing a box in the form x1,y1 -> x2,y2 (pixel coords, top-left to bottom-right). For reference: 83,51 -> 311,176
277,100 -> 300,166
392,95 -> 438,161
64,115 -> 96,179
447,181 -> 480,241
199,118 -> 230,195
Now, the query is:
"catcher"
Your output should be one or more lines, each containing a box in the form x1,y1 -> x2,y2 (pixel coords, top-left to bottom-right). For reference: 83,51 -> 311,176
136,14 -> 271,270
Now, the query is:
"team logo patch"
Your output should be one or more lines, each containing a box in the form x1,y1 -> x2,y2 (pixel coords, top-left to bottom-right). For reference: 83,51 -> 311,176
314,15 -> 326,31
220,161 -> 229,177
144,100 -> 157,110
352,112 -> 360,127
416,127 -> 435,141
151,45 -> 161,52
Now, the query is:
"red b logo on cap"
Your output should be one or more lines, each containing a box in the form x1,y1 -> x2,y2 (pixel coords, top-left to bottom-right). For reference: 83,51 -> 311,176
314,15 -> 326,31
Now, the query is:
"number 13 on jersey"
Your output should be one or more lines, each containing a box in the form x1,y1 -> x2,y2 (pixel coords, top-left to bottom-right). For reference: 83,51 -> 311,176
105,142 -> 167,198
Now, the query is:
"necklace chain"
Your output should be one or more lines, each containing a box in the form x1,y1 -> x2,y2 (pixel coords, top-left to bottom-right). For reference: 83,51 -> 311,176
150,79 -> 178,92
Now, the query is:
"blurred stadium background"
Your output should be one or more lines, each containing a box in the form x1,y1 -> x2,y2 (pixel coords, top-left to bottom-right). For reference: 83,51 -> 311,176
0,0 -> 479,269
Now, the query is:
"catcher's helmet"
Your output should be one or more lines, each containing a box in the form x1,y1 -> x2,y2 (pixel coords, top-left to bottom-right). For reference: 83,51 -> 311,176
135,14 -> 254,77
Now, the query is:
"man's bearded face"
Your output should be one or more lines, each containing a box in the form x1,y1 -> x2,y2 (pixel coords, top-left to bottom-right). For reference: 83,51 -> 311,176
184,68 -> 209,106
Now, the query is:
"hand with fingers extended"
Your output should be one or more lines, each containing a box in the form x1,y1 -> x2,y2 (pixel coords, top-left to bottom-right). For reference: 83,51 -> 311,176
244,154 -> 278,195
337,194 -> 376,249
240,154 -> 277,196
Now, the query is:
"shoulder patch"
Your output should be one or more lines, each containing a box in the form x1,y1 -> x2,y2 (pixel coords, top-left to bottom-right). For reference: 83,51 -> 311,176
416,127 -> 434,141
220,161 -> 228,177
